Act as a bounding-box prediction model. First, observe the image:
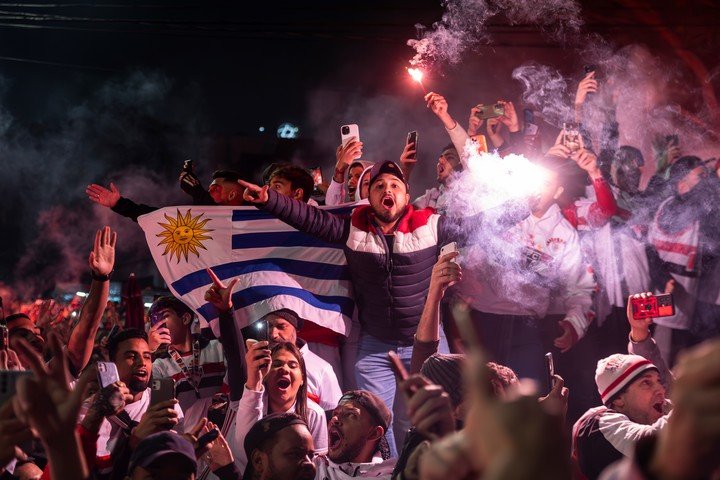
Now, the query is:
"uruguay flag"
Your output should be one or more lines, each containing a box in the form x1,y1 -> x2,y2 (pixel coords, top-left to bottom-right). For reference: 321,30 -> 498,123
137,205 -> 354,336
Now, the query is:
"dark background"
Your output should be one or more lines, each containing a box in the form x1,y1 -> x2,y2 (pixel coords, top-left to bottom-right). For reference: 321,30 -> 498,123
0,0 -> 718,294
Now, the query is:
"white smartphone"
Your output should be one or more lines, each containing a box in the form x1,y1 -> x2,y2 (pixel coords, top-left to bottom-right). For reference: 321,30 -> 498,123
439,242 -> 458,263
340,124 -> 360,151
97,361 -> 120,388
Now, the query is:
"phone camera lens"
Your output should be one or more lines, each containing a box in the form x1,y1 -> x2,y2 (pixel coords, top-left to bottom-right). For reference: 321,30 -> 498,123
645,304 -> 652,310
341,126 -> 350,135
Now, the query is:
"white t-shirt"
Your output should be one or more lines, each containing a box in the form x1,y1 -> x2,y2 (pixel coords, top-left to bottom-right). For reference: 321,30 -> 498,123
151,339 -> 226,431
78,387 -> 184,470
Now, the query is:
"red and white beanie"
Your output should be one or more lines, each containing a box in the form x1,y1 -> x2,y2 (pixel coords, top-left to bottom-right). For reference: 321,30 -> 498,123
595,354 -> 657,405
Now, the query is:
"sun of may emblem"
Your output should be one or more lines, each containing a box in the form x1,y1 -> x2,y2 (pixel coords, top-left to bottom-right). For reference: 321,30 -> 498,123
156,209 -> 214,263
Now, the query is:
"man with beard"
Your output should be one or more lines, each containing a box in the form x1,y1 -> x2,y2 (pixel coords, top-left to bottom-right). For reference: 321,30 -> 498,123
80,328 -> 184,477
314,390 -> 395,479
242,413 -> 317,480
238,159 -> 523,455
408,144 -> 462,214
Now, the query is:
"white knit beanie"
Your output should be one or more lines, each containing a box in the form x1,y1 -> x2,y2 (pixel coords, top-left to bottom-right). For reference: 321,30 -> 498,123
595,354 -> 657,405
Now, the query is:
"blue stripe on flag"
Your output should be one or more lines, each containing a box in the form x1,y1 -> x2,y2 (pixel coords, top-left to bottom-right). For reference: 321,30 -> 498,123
232,206 -> 355,222
232,232 -> 343,250
171,258 -> 350,296
196,285 -> 355,322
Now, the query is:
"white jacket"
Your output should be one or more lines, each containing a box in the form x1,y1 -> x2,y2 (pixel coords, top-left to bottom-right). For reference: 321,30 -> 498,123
227,386 -> 328,473
301,341 -> 343,410
313,455 -> 396,479
456,203 -> 595,339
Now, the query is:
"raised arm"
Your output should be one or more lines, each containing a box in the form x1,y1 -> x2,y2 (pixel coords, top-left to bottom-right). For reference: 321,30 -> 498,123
240,180 -> 349,243
86,182 -> 157,223
66,226 -> 116,375
410,251 -> 462,373
204,267 -> 246,401
425,92 -> 471,170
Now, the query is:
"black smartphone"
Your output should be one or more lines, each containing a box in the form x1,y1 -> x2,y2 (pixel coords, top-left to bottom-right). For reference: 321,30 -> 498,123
150,378 -> 175,406
583,64 -> 597,78
247,319 -> 269,343
545,352 -> 555,393
406,131 -> 418,161
107,325 -> 120,341
196,428 -> 220,450
182,159 -> 194,174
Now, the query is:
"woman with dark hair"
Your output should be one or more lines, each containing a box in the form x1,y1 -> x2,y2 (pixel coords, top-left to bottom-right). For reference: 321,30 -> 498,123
229,340 -> 328,474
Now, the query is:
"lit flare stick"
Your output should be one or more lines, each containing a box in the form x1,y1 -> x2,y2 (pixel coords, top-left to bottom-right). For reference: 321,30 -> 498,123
407,67 -> 427,94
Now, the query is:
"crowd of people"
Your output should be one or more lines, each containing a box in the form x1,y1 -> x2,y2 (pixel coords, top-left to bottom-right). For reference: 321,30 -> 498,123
1,68 -> 720,480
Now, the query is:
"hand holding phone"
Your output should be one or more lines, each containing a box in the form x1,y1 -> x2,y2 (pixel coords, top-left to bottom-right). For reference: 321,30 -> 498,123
150,378 -> 175,406
562,123 -> 582,152
340,125 -> 361,159
97,361 -> 120,389
196,428 -> 220,450
405,131 -> 418,162
630,293 -> 675,320
544,352 -> 555,394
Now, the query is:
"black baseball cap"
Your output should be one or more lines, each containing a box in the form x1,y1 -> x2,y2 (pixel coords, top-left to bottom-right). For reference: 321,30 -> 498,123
128,432 -> 197,475
338,390 -> 392,430
368,161 -> 407,189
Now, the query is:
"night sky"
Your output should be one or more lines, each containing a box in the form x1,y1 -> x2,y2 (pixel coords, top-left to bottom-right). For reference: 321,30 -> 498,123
0,1 -> 718,293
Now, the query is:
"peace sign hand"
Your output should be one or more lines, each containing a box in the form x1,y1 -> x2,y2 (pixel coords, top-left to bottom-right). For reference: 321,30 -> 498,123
205,267 -> 239,313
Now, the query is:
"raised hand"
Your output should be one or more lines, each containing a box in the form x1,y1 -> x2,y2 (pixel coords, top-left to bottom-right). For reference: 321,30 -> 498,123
147,321 -> 171,353
0,349 -> 23,371
553,321 -> 577,353
497,100 -> 520,132
205,267 -> 239,313
425,92 -> 456,130
626,292 -> 654,343
575,71 -> 598,108
335,139 -> 363,175
88,226 -> 117,277
429,251 -> 462,300
545,131 -> 571,159
238,179 -> 270,204
402,375 -> 455,440
467,106 -> 484,136
571,144 -> 602,180
244,340 -> 271,391
86,182 -> 121,208
130,399 -> 180,448
12,332 -> 94,444
399,141 -> 417,168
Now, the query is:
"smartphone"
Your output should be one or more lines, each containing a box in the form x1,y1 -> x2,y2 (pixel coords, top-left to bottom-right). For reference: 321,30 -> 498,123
0,325 -> 7,351
562,122 -> 582,152
247,319 -> 269,343
182,159 -> 194,174
583,64 -> 597,79
107,325 -> 120,341
388,351 -> 409,382
440,242 -> 458,264
544,352 -> 555,393
196,428 -> 220,450
97,361 -> 120,388
0,371 -> 32,406
630,294 -> 675,320
406,131 -> 418,161
309,167 -> 323,187
475,103 -> 505,120
523,109 -> 538,136
470,134 -> 489,154
150,378 -> 175,406
340,124 -> 361,150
